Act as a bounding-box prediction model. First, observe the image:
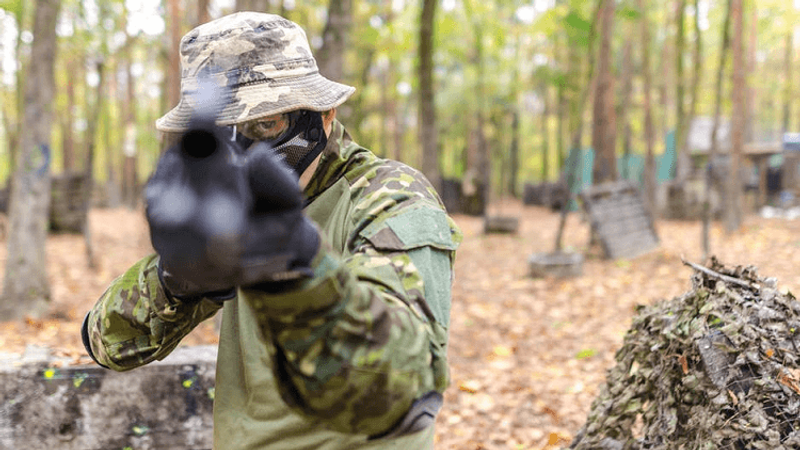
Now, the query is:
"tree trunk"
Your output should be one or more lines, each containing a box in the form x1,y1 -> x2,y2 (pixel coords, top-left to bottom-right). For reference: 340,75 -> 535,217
591,0 -> 617,185
509,109 -> 520,196
62,58 -> 76,173
540,87 -> 549,182
638,0 -> 657,214
167,0 -> 182,110
347,49 -> 375,146
554,33 -> 566,172
389,58 -> 403,163
317,0 -> 352,125
685,0 -> 703,158
725,0 -> 744,233
83,61 -> 106,269
120,12 -> 140,210
1,0 -> 61,320
659,13 -> 672,155
198,0 -> 211,25
555,1 -> 601,252
105,63 -> 121,208
783,31 -> 793,134
236,0 -> 270,11
618,36 -> 633,180
1,1 -> 29,200
745,5 -> 756,144
703,0 -> 733,258
674,0 -> 690,182
463,0 -> 488,211
317,0 -> 351,82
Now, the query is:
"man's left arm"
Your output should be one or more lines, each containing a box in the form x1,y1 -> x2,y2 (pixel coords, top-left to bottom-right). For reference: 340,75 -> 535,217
241,202 -> 460,437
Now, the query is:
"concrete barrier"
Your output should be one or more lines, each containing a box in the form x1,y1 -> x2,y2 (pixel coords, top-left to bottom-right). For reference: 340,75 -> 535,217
0,345 -> 217,450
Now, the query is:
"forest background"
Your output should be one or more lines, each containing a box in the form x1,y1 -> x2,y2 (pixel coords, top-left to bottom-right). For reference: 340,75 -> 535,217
2,0 -> 795,315
1,0 -> 800,448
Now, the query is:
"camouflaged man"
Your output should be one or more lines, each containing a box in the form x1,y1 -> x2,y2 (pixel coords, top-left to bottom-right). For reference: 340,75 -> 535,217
82,11 -> 461,450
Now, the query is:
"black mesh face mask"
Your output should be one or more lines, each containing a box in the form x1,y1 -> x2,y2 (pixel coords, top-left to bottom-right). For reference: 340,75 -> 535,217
236,110 -> 327,176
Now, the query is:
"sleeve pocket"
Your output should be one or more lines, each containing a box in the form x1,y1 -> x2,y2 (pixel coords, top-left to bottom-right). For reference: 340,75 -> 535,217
359,207 -> 458,252
357,207 -> 457,327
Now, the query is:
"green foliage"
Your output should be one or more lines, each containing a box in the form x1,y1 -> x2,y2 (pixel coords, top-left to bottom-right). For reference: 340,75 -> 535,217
616,5 -> 641,21
0,0 -> 21,16
563,11 -> 592,47
2,0 -> 798,198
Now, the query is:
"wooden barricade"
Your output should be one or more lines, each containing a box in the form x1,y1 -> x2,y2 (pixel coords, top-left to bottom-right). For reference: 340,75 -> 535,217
50,173 -> 89,233
579,181 -> 659,260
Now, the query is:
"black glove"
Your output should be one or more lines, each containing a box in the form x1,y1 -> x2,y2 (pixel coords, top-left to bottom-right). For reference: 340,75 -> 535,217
239,141 -> 320,289
145,119 -> 250,300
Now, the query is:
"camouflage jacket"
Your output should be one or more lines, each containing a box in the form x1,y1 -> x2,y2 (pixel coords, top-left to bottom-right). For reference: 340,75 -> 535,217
85,121 -> 461,449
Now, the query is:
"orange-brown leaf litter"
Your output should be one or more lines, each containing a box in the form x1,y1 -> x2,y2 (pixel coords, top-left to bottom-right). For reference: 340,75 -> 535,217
3,201 -> 800,449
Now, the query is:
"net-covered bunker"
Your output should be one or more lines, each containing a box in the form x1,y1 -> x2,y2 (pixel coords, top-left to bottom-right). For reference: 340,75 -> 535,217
570,258 -> 800,450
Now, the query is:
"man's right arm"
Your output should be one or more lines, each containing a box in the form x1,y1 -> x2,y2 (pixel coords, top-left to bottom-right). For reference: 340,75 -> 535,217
83,254 -> 222,371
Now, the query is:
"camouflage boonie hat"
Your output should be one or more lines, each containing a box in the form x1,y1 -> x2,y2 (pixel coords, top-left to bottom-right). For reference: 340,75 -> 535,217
156,12 -> 356,132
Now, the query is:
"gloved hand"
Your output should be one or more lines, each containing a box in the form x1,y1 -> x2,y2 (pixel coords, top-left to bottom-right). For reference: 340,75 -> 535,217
145,119 -> 250,300
239,141 -> 320,290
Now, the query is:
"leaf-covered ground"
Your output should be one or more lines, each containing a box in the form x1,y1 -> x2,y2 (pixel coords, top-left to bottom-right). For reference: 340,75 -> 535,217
3,201 -> 800,449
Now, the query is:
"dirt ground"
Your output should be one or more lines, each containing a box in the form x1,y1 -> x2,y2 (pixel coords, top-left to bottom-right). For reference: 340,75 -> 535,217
3,201 -> 800,449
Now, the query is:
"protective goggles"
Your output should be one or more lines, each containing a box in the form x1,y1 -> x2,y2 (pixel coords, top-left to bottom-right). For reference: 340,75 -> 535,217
233,110 -> 327,176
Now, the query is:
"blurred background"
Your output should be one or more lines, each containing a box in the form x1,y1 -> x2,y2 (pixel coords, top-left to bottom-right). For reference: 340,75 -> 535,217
0,0 -> 798,325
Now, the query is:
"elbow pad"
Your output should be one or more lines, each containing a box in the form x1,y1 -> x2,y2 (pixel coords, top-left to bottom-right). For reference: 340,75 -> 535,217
81,312 -> 108,369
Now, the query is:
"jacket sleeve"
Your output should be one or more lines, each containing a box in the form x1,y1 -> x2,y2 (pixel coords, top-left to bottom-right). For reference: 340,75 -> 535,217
84,254 -> 223,371
240,189 -> 461,437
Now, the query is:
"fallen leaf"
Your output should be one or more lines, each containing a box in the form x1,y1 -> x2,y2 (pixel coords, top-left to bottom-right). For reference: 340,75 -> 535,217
778,369 -> 800,395
492,345 -> 513,357
458,379 -> 481,394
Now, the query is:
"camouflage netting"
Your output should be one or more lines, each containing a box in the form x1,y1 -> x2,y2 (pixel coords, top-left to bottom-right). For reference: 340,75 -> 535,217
570,258 -> 800,450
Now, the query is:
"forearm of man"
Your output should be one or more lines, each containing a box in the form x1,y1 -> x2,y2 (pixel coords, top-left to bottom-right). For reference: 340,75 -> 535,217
85,254 -> 223,371
240,242 -> 453,436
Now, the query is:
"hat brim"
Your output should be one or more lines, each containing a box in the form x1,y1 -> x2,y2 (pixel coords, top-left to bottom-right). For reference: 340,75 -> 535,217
155,72 -> 355,133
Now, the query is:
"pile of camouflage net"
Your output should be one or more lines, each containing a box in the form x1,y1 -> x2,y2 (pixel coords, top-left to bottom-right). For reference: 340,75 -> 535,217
570,257 -> 800,450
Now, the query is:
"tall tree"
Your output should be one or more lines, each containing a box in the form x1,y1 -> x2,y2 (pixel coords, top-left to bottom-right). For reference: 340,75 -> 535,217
167,0 -> 182,112
745,5 -> 756,143
419,0 -> 439,189
618,36 -> 633,180
235,0 -> 270,11
782,30 -> 793,133
317,0 -> 352,83
555,1 -> 600,252
61,58 -> 78,172
1,0 -> 61,320
198,0 -> 211,25
725,0 -> 745,232
638,0 -> 657,213
462,0 -> 489,214
674,0 -> 690,182
685,0 -> 703,157
509,108 -> 520,194
591,0 -> 617,184
0,0 -> 28,189
555,34 -> 566,172
703,0 -> 733,258
83,61 -> 106,268
540,87 -> 549,183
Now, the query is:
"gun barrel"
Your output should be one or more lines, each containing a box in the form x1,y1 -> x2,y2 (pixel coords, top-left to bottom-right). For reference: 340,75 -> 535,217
181,128 -> 219,159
